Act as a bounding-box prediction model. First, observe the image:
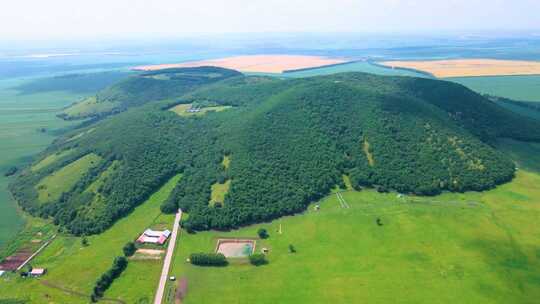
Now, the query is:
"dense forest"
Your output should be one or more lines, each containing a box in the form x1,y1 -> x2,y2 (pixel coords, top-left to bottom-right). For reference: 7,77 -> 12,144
10,68 -> 540,234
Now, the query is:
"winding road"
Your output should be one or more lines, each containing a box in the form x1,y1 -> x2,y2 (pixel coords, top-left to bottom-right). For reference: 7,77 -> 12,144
154,209 -> 183,304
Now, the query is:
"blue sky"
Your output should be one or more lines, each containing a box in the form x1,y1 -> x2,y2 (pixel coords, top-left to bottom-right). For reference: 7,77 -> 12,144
1,0 -> 539,40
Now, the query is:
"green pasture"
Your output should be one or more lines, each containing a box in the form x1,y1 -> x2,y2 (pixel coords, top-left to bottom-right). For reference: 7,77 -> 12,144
36,153 -> 102,204
0,77 -> 82,249
0,174 -> 180,303
167,171 -> 540,303
448,75 -> 540,102
62,96 -> 120,119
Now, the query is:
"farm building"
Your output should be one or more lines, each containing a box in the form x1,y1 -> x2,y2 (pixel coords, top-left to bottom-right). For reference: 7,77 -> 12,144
136,229 -> 171,245
30,268 -> 46,277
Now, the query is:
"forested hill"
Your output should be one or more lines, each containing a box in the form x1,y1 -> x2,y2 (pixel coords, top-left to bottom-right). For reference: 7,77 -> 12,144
11,70 -> 540,234
58,66 -> 242,120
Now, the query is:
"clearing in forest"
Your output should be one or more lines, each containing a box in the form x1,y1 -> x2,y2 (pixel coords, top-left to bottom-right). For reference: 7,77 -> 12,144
133,55 -> 346,74
380,59 -> 540,78
31,149 -> 74,172
35,153 -> 102,204
362,139 -> 375,166
209,180 -> 231,207
169,103 -> 231,117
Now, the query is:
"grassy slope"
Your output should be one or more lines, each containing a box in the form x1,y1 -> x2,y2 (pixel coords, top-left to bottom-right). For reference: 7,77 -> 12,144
0,174 -> 181,303
62,96 -> 119,118
31,149 -> 74,172
36,153 -> 102,204
448,75 -> 540,102
165,141 -> 540,304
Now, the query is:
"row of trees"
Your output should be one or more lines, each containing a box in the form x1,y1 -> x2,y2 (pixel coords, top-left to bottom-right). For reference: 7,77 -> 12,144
189,253 -> 228,266
91,256 -> 128,302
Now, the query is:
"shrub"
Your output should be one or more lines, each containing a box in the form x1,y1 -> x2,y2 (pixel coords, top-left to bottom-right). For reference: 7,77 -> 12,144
189,253 -> 227,266
257,228 -> 269,239
123,242 -> 136,257
81,237 -> 89,247
288,244 -> 296,253
249,253 -> 267,266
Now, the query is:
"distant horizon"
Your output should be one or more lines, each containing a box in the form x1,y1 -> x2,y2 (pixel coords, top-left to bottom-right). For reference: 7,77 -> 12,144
3,30 -> 540,53
2,0 -> 539,42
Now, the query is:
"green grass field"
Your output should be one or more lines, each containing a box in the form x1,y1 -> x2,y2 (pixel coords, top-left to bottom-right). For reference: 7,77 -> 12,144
0,174 -> 181,303
36,153 -> 102,204
447,75 -> 540,102
166,168 -> 540,304
0,77 -> 83,249
62,96 -> 120,119
31,149 -> 75,172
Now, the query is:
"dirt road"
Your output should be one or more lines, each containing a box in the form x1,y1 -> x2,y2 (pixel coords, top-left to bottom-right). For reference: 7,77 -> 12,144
153,209 -> 182,304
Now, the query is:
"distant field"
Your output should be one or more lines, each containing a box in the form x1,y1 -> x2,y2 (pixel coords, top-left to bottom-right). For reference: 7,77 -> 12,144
133,55 -> 347,73
381,59 -> 540,78
0,77 -> 83,249
250,60 -> 427,78
0,174 -> 180,303
448,75 -> 540,102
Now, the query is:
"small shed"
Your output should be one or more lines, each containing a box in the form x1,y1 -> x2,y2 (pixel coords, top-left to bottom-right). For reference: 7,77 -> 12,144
30,268 -> 46,277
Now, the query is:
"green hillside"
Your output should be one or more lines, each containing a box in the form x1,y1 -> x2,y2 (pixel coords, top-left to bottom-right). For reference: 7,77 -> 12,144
58,66 -> 242,120
9,71 -> 540,236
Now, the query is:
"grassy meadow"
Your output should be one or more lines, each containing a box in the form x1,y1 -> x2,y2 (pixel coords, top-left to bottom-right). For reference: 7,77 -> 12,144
36,153 -> 102,204
0,77 -> 82,249
448,75 -> 540,102
166,168 -> 540,304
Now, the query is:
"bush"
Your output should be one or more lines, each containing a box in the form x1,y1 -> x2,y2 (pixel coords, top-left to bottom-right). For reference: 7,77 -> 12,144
189,253 -> 227,266
81,237 -> 89,247
123,242 -> 136,256
288,244 -> 296,253
249,253 -> 267,266
257,228 -> 269,239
